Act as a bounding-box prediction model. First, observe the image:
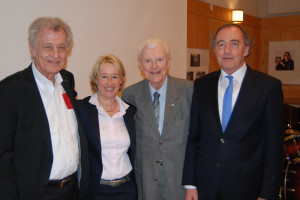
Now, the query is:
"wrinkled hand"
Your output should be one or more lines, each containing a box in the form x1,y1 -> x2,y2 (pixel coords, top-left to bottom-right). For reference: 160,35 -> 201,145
185,188 -> 198,200
257,197 -> 266,200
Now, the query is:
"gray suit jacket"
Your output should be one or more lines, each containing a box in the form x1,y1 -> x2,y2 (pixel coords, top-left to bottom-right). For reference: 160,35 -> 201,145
122,75 -> 193,200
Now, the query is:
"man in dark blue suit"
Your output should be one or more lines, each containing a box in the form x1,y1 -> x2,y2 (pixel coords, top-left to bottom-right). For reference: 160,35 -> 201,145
182,24 -> 285,200
0,17 -> 88,200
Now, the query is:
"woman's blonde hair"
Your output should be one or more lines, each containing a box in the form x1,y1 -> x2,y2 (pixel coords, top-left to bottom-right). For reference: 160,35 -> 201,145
90,54 -> 126,93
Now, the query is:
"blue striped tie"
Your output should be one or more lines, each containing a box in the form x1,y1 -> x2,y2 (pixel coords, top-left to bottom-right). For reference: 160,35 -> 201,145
222,75 -> 233,132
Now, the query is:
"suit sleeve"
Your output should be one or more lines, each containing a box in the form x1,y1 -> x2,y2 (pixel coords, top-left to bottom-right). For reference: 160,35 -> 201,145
260,80 -> 285,199
182,80 -> 201,186
0,84 -> 19,200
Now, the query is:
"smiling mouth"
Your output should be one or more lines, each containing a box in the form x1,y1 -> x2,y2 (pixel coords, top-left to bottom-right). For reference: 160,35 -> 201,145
105,87 -> 114,91
49,60 -> 60,64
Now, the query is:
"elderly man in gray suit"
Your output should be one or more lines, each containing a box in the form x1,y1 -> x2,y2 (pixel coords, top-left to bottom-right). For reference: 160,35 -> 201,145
122,38 -> 193,200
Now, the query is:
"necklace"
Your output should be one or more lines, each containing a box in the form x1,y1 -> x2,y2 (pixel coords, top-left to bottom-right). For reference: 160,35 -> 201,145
104,101 -> 117,112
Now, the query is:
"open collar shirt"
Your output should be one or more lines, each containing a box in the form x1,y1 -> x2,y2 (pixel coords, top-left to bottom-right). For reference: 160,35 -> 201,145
89,94 -> 132,180
32,63 -> 79,180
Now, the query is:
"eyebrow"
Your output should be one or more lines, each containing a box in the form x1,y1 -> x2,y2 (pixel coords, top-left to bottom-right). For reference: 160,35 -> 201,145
216,40 -> 225,44
217,39 -> 240,43
230,39 -> 240,43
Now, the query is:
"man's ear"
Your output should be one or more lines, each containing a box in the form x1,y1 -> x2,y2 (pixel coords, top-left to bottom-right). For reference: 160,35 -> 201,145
244,45 -> 250,57
29,44 -> 35,58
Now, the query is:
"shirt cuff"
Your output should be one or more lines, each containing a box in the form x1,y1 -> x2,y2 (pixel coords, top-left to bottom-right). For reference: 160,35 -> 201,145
184,185 -> 197,189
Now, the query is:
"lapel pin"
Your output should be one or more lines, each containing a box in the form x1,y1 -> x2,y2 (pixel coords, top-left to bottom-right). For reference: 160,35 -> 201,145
168,104 -> 174,107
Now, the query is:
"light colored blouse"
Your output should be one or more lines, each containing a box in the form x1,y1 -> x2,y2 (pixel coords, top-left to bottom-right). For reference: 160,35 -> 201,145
89,93 -> 132,180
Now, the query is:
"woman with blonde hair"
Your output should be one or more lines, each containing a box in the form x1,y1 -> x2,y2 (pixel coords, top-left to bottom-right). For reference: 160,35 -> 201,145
77,54 -> 137,200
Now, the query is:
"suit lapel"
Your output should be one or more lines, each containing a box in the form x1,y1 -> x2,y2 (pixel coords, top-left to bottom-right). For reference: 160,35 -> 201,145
209,71 -> 224,135
25,65 -> 52,148
61,72 -> 79,117
226,66 -> 255,134
161,76 -> 179,137
87,102 -> 102,155
123,107 -> 136,152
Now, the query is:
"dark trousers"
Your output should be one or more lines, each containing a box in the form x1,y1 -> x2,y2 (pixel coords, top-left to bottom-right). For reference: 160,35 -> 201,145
94,176 -> 137,200
215,171 -> 261,200
43,173 -> 79,200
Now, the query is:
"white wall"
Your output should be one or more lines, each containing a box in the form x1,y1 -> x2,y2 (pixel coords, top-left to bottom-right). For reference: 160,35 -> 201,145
0,0 -> 186,98
266,0 -> 300,15
202,0 -> 300,18
202,0 -> 260,17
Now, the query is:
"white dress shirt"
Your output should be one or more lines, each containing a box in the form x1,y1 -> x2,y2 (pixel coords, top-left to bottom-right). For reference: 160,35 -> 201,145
32,63 -> 79,180
218,63 -> 247,124
89,94 -> 132,180
149,76 -> 168,135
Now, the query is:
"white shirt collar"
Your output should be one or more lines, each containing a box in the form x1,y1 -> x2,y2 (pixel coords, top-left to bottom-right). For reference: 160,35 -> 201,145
220,63 -> 247,84
89,93 -> 129,117
32,62 -> 63,90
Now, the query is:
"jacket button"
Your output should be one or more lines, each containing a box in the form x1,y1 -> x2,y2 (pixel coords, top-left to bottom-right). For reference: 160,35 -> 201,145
216,164 -> 220,167
156,160 -> 163,165
154,178 -> 158,181
159,141 -> 163,145
220,139 -> 225,144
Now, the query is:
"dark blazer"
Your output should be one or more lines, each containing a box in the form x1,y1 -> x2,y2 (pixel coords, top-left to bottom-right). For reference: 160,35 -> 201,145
77,96 -> 136,200
0,64 -> 89,200
182,66 -> 285,200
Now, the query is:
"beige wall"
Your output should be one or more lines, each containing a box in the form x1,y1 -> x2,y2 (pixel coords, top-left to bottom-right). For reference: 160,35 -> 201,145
0,0 -> 187,98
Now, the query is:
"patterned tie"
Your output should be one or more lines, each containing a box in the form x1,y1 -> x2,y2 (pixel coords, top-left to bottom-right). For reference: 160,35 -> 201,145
222,75 -> 233,132
153,92 -> 160,128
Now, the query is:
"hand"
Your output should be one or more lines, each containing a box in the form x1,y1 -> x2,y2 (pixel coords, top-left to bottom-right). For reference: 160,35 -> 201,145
185,188 -> 198,200
257,197 -> 266,200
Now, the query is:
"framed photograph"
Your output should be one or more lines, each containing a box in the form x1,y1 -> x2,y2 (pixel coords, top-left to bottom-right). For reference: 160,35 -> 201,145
186,71 -> 194,81
269,41 -> 300,84
187,48 -> 209,81
190,53 -> 200,67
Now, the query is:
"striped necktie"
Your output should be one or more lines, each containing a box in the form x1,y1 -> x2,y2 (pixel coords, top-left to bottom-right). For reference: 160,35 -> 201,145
153,91 -> 160,128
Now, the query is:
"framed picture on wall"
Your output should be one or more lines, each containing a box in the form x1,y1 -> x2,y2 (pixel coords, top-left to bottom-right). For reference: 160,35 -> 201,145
269,40 -> 300,84
190,53 -> 200,67
186,71 -> 194,81
187,48 -> 209,81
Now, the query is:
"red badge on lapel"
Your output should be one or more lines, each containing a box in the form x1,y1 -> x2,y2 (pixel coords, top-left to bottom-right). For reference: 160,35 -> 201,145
62,93 -> 73,109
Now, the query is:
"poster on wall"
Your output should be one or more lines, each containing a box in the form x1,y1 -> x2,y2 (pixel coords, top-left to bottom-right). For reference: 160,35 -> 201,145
268,40 -> 300,84
186,48 -> 209,81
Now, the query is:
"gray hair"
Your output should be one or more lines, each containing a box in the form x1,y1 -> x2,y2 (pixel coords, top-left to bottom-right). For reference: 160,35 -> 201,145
137,38 -> 170,60
28,17 -> 73,49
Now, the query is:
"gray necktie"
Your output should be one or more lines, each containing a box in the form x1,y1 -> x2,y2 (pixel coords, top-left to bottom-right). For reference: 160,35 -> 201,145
153,92 -> 160,128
